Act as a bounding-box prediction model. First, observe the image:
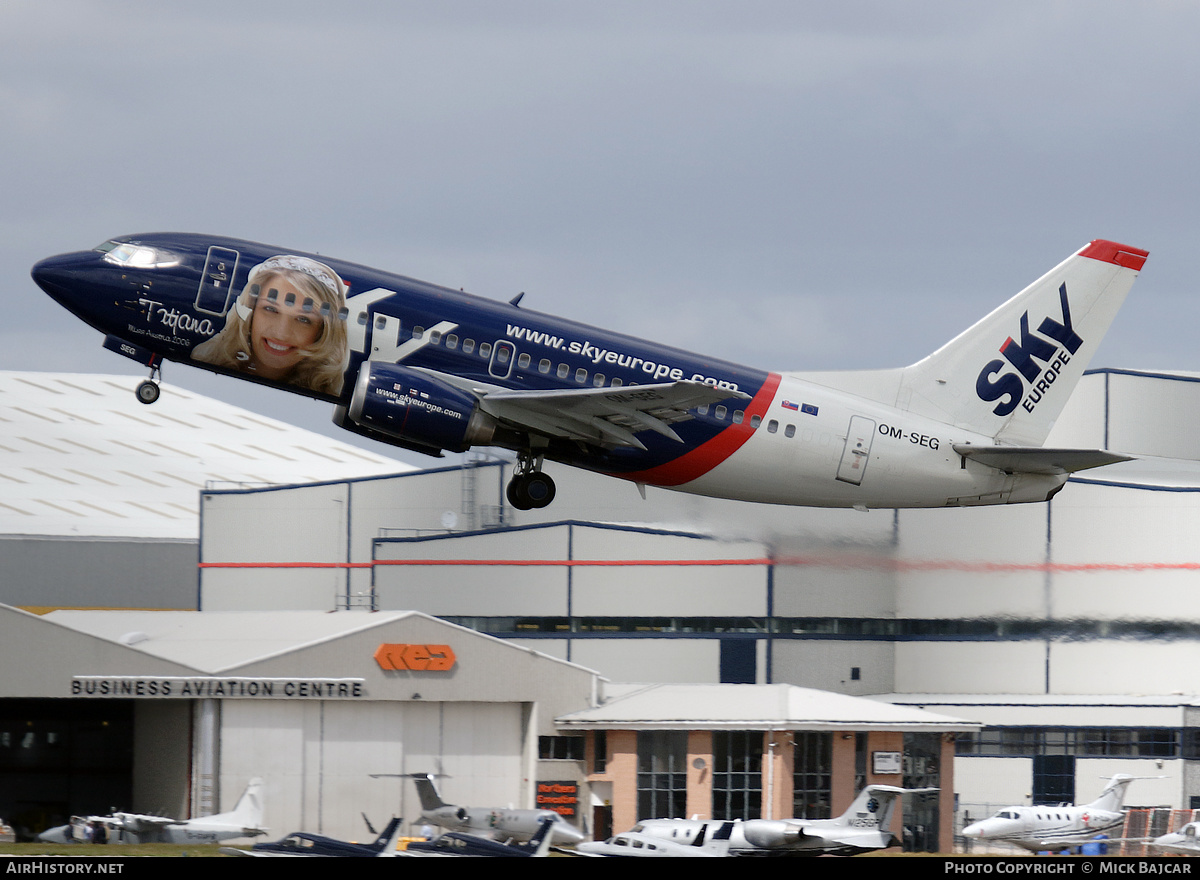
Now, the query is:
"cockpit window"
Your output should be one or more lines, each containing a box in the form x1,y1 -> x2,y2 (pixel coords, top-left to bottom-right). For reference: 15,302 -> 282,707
95,240 -> 180,269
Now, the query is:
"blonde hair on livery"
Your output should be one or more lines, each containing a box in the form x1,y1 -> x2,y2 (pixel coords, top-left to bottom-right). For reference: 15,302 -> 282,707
192,255 -> 349,396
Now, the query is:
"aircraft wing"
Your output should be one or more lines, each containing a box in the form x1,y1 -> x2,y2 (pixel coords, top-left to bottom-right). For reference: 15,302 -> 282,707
952,446 -> 1132,476
479,380 -> 749,450
111,813 -> 180,833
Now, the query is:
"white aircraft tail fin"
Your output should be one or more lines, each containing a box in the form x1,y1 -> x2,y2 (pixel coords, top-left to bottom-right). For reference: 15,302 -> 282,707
1087,773 -> 1147,813
217,777 -> 265,834
837,785 -> 907,835
795,240 -> 1147,448
900,240 -> 1147,445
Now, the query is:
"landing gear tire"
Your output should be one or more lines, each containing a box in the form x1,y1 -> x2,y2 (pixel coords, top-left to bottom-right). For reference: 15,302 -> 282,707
136,380 -> 161,405
507,472 -> 556,510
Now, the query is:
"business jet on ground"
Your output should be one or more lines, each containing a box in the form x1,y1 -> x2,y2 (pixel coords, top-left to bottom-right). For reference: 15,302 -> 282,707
400,815 -> 557,858
377,773 -> 585,846
39,778 -> 265,844
961,774 -> 1152,852
576,819 -> 736,858
34,235 -> 1145,510
616,784 -> 934,856
1151,820 -> 1200,855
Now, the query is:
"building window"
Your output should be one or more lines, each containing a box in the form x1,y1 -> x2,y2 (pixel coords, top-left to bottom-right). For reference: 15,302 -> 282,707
956,727 -> 1180,758
593,730 -> 607,774
637,731 -> 688,819
793,732 -> 832,819
539,735 -> 584,761
712,731 -> 762,820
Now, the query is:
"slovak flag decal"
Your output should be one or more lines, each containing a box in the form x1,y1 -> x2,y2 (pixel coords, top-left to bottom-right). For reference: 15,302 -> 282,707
781,400 -> 799,411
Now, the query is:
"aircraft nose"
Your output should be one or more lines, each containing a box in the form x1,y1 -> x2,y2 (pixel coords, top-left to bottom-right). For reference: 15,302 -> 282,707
32,252 -> 93,306
553,821 -> 586,844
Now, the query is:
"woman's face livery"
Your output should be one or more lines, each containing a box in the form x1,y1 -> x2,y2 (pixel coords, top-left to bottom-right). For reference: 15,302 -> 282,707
249,280 -> 323,379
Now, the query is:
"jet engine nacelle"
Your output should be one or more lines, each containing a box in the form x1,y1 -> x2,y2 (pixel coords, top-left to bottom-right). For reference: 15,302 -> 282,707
342,362 -> 498,454
741,820 -> 802,848
427,806 -> 469,824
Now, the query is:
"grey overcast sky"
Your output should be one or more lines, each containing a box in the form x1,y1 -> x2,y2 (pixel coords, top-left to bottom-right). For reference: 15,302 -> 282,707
4,1 -> 1198,464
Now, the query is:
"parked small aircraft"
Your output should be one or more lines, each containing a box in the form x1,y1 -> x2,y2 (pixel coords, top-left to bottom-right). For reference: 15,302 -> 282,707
388,773 -> 585,845
961,774 -> 1149,852
625,784 -> 932,856
400,816 -> 556,857
577,820 -> 736,858
1152,821 -> 1200,855
34,235 -> 1146,510
39,778 -> 266,844
221,816 -> 403,857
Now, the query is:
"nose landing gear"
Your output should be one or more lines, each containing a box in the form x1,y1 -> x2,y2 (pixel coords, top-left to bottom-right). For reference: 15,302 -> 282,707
507,450 -> 556,510
135,364 -> 162,405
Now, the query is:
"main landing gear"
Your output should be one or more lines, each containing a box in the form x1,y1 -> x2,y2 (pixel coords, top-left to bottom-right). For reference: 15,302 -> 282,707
136,364 -> 162,405
507,450 -> 556,510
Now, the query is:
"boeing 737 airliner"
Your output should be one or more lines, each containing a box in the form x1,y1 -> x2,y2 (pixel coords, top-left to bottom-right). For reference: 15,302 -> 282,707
32,235 -> 1146,510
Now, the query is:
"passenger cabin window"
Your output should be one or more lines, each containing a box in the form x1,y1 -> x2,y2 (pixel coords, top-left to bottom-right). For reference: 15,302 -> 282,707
557,364 -> 569,379
785,424 -> 796,438
539,359 -> 551,374
463,339 -> 475,353
767,419 -> 778,433
575,368 -> 588,383
479,342 -> 492,357
518,353 -> 531,369
714,405 -> 727,420
445,334 -> 458,349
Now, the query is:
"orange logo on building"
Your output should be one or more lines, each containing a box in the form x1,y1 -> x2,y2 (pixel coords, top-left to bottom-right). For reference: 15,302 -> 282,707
374,644 -> 456,672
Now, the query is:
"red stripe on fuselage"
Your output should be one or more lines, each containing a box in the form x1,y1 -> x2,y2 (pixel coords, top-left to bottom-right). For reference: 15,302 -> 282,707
620,372 -> 782,487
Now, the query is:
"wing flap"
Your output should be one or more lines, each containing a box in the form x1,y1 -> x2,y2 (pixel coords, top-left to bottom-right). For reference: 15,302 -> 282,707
481,380 -> 747,448
953,445 -> 1132,475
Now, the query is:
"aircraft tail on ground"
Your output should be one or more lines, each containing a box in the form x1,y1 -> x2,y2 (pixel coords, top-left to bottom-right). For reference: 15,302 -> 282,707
217,777 -> 265,833
796,240 -> 1148,448
1086,774 -> 1139,813
409,774 -> 448,812
371,817 -> 404,855
837,785 -> 908,835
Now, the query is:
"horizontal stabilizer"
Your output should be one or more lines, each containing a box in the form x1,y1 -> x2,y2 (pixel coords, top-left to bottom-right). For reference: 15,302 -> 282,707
953,445 -> 1132,475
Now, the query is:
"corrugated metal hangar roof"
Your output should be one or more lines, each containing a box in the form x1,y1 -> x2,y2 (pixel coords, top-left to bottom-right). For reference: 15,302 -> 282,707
0,372 -> 409,539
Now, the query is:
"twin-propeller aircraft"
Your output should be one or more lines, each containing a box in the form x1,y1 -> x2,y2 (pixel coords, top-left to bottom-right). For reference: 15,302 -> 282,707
33,234 -> 1147,510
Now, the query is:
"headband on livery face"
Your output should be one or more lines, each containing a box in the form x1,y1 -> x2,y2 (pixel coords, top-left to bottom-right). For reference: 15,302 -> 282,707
235,255 -> 347,321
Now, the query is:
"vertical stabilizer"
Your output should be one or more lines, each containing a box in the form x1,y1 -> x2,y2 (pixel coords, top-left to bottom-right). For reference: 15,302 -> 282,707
838,785 -> 907,834
1087,774 -> 1137,813
899,240 -> 1147,445
217,778 -> 264,831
